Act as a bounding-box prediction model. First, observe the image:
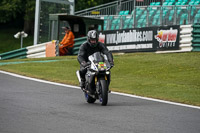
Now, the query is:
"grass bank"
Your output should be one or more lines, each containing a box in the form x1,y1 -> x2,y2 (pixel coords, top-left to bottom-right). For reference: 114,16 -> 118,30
0,52 -> 200,106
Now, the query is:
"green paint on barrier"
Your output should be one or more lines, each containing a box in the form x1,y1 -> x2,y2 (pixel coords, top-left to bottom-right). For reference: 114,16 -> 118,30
0,60 -> 60,66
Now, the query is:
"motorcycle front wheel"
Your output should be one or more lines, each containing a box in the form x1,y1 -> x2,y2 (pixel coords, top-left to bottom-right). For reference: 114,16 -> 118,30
99,79 -> 108,106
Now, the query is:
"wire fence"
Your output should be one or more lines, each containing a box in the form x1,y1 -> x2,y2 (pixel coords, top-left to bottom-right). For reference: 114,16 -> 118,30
75,0 -> 164,16
102,4 -> 200,30
74,0 -> 200,30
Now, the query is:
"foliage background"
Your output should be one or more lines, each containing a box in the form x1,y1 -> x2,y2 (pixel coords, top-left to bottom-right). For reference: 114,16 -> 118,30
0,0 -> 115,35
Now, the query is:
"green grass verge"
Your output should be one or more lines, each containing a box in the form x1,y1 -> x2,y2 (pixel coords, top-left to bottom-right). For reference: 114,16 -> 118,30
0,52 -> 200,106
0,28 -> 33,54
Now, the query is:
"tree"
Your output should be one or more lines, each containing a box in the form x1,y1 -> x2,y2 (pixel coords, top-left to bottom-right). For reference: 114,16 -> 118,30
0,0 -> 35,34
0,0 -> 115,34
75,0 -> 115,11
23,0 -> 35,34
0,0 -> 23,23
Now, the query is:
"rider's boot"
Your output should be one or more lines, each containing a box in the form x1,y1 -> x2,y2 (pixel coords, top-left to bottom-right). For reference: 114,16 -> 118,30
80,78 -> 86,91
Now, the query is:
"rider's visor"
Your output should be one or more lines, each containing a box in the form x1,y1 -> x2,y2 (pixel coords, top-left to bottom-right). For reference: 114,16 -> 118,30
90,38 -> 96,41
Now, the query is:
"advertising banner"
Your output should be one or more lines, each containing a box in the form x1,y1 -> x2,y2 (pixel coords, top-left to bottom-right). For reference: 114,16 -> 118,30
154,25 -> 180,51
99,25 -> 180,53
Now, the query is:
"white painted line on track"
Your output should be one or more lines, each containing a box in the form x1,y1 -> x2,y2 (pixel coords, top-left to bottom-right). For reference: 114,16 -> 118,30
1,70 -> 200,110
0,70 -> 80,89
112,92 -> 200,110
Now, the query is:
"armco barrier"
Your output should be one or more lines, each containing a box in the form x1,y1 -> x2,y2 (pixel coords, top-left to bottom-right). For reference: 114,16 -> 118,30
192,24 -> 200,52
0,48 -> 27,60
26,42 -> 47,58
0,41 -> 58,60
27,52 -> 46,58
0,38 -> 81,60
179,25 -> 193,52
72,37 -> 87,55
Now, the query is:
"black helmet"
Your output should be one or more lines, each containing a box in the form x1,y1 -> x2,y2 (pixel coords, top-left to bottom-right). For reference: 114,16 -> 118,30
87,30 -> 99,47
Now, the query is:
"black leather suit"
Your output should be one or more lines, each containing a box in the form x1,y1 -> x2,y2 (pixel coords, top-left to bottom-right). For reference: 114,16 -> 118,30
77,41 -> 113,80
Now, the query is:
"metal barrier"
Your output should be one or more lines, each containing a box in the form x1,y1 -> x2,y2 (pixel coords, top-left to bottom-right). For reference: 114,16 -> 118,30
75,0 -> 200,30
179,25 -> 193,52
0,41 -> 59,60
75,0 -> 163,16
72,37 -> 87,55
75,1 -> 118,16
192,23 -> 200,51
135,0 -> 162,6
26,43 -> 47,58
75,0 -> 137,16
102,4 -> 200,31
0,48 -> 27,60
0,37 -> 87,60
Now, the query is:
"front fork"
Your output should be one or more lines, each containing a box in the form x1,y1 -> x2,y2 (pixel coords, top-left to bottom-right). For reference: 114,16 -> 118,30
95,72 -> 111,94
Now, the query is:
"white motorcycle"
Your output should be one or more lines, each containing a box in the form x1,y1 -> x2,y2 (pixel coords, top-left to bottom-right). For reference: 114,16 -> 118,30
76,52 -> 112,106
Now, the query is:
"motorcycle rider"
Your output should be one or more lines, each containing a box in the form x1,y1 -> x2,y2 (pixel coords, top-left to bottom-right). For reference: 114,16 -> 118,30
77,30 -> 114,90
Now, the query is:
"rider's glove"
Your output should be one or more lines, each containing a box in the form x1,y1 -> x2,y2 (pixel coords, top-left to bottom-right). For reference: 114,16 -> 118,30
81,61 -> 87,67
110,61 -> 114,68
81,61 -> 91,68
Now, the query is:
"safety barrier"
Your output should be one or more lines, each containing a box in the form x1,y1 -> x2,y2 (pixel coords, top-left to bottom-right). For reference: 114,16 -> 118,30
1,25 -> 199,60
0,41 -> 59,60
192,23 -> 200,51
0,48 -> 27,60
75,0 -> 135,16
72,37 -> 87,55
26,41 -> 59,58
26,42 -> 47,58
179,25 -> 193,52
0,37 -> 87,60
46,41 -> 59,57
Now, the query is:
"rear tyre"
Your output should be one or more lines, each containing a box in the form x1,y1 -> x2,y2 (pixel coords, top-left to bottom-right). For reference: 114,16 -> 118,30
84,92 -> 96,103
99,79 -> 108,106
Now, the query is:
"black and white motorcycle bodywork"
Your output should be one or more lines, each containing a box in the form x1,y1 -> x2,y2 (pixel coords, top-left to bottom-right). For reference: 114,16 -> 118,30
76,52 -> 111,106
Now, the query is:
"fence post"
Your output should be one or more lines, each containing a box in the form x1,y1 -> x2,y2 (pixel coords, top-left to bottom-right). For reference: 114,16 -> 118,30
117,0 -> 121,15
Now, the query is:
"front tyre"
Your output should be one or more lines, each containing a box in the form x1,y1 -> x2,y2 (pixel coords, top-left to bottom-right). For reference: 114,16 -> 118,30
99,79 -> 108,106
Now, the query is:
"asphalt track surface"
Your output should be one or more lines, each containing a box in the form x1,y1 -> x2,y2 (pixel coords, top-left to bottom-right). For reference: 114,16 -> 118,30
0,71 -> 200,133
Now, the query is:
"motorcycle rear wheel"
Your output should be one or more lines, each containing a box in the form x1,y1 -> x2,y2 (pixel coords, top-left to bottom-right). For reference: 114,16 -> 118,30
84,92 -> 96,103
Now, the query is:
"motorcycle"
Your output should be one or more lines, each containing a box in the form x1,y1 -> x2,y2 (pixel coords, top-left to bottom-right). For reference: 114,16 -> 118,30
76,52 -> 112,106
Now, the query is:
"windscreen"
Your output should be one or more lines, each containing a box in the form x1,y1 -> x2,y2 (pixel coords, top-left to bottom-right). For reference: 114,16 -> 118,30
88,52 -> 111,69
93,52 -> 104,62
